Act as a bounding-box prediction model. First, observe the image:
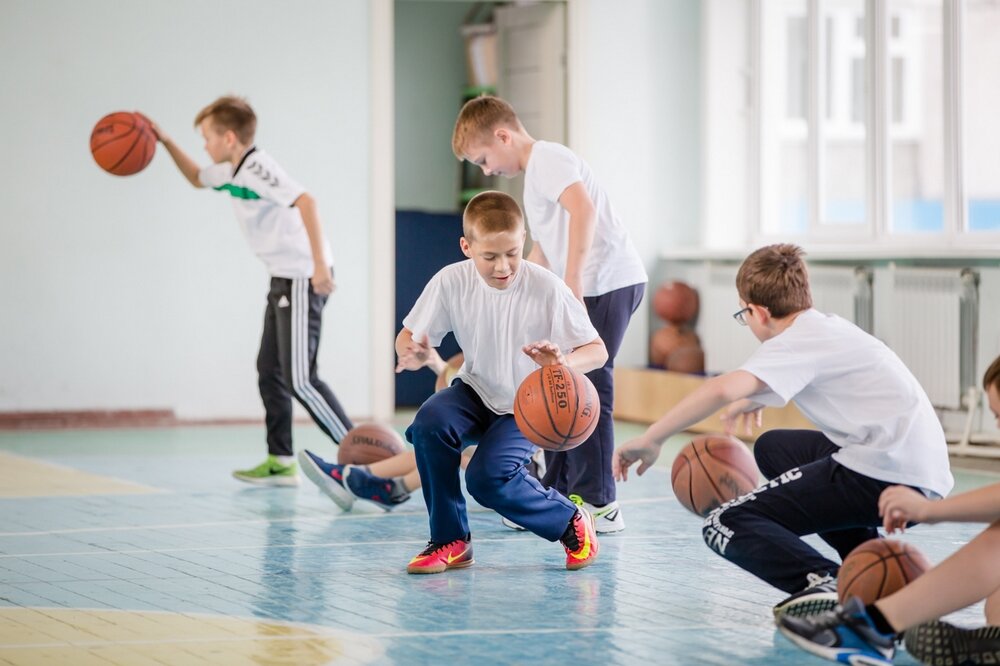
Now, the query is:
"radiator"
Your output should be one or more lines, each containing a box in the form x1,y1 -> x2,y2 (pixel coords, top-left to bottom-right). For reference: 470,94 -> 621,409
883,266 -> 979,410
809,266 -> 873,333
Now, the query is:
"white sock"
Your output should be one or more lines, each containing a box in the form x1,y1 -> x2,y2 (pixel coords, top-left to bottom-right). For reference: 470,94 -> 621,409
274,455 -> 294,466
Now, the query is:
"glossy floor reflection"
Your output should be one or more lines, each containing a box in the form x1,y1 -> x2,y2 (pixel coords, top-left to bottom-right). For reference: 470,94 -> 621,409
0,423 -> 995,665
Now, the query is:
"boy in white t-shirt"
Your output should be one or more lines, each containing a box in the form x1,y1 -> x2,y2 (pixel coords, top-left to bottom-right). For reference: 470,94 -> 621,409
146,96 -> 352,486
453,96 -> 647,534
613,244 -> 953,619
397,191 -> 608,574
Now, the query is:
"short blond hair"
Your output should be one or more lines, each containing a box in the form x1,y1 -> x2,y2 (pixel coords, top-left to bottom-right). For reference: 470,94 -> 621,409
735,244 -> 813,318
452,95 -> 523,158
462,191 -> 523,240
195,95 -> 256,145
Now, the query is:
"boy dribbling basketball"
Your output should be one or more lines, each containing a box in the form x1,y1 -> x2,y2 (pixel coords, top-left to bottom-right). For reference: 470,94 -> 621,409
614,244 -> 953,619
145,96 -> 353,485
397,190 -> 607,574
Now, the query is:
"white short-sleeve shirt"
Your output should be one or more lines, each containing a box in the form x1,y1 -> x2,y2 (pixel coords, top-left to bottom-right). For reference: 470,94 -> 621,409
199,147 -> 332,278
740,309 -> 953,498
403,260 -> 600,414
522,141 -> 647,297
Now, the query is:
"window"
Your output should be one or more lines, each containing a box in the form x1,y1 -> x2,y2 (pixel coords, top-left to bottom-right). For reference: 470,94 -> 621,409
964,0 -> 1000,232
752,0 -> 998,247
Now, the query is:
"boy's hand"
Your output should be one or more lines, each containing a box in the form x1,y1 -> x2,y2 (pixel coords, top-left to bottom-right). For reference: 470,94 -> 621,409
721,399 -> 764,436
879,485 -> 930,533
522,340 -> 566,367
395,336 -> 430,373
311,266 -> 335,295
137,112 -> 168,143
613,435 -> 662,482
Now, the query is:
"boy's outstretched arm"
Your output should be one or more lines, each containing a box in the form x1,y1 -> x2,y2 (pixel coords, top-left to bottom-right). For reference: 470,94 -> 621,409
880,482 -> 1000,533
558,182 -> 597,302
614,370 -> 766,480
292,193 -> 335,296
141,115 -> 203,188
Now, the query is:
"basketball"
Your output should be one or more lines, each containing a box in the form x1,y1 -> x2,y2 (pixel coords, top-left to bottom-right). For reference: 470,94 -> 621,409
652,280 -> 699,325
90,111 -> 156,176
434,353 -> 464,393
649,325 -> 700,368
514,364 -> 600,452
667,345 -> 705,374
671,434 -> 759,517
838,538 -> 931,605
337,423 -> 406,465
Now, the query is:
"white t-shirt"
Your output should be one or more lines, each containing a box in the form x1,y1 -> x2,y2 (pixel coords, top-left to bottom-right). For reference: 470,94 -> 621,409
522,141 -> 647,297
403,260 -> 599,414
199,147 -> 332,279
740,309 -> 953,498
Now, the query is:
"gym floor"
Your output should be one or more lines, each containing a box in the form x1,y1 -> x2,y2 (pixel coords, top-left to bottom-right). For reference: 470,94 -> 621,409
0,420 -> 994,665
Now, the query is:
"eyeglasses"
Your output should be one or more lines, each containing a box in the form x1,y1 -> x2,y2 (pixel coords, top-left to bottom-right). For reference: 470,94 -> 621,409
733,306 -> 751,326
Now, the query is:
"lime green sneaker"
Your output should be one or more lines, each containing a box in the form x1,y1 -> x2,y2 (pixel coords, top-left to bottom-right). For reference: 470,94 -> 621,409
232,455 -> 300,487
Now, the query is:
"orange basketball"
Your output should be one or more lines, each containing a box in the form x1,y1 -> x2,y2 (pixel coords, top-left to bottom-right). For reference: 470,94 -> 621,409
838,538 -> 931,605
649,324 -> 700,368
514,364 -> 599,452
90,111 -> 156,176
666,345 -> 705,374
337,423 -> 406,465
671,434 -> 759,517
652,280 -> 699,325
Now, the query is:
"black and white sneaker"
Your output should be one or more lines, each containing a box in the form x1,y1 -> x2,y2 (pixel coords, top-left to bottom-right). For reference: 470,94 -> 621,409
904,620 -> 1000,666
773,573 -> 840,619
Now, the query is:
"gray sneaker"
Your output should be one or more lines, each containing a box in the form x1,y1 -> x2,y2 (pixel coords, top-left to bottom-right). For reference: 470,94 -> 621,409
772,573 -> 839,619
904,620 -> 1000,666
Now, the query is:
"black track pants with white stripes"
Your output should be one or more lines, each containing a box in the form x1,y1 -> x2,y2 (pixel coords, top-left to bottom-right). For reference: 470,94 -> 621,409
257,276 -> 353,456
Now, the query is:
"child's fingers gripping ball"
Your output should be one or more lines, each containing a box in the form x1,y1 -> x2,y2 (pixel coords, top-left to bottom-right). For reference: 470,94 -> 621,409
514,364 -> 599,452
90,111 -> 156,176
671,434 -> 760,517
838,538 -> 931,605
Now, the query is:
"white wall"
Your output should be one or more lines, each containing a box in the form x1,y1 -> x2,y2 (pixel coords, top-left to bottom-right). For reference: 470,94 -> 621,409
571,0 -> 702,366
0,0 -> 374,419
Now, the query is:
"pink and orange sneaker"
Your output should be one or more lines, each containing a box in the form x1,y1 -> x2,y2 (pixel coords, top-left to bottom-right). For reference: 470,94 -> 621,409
406,537 -> 474,574
562,507 -> 600,570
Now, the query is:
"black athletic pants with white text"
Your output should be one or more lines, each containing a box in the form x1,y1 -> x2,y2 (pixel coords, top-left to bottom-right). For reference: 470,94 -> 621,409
701,429 -> 895,594
258,276 -> 353,457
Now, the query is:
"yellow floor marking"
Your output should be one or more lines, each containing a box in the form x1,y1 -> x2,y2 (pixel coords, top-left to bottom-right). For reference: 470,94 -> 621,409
0,452 -> 160,498
0,608 -> 381,665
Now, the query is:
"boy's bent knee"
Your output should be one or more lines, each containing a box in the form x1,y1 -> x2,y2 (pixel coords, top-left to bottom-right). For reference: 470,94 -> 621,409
702,506 -> 739,560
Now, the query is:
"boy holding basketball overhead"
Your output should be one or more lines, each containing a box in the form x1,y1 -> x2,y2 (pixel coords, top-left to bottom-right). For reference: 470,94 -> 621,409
453,95 -> 647,534
614,243 -> 953,619
397,190 -> 607,574
778,354 -> 1000,665
145,96 -> 352,485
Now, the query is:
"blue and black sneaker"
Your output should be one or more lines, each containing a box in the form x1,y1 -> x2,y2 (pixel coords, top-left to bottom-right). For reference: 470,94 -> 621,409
778,596 -> 895,665
345,466 -> 410,512
298,449 -> 355,511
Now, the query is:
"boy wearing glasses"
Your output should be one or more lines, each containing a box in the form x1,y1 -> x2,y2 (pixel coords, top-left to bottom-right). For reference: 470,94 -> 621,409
613,243 -> 953,620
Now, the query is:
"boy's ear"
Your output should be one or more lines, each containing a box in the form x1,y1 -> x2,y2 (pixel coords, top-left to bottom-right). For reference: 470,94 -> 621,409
459,236 -> 472,258
494,126 -> 511,145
